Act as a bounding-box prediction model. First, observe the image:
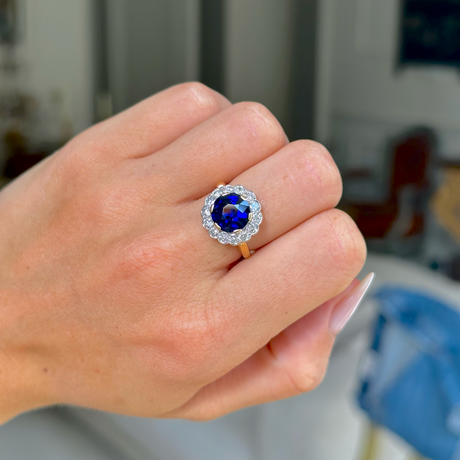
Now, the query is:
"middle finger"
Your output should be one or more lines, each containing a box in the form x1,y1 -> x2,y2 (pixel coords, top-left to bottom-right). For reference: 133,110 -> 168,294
134,102 -> 289,202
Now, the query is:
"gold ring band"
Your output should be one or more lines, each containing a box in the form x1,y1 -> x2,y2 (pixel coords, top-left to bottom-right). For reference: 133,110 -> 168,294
238,242 -> 251,259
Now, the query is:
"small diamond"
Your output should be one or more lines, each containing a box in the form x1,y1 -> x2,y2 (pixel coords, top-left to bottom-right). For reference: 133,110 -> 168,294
201,206 -> 211,218
218,233 -> 230,244
242,191 -> 256,203
223,185 -> 234,194
228,234 -> 239,246
232,231 -> 245,244
247,222 -> 259,235
240,232 -> 250,243
209,227 -> 220,238
250,201 -> 261,212
234,185 -> 245,194
203,218 -> 215,230
206,190 -> 222,207
251,212 -> 263,225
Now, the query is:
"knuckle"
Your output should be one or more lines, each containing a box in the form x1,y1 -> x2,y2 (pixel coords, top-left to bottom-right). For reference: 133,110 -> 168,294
185,405 -> 223,422
286,362 -> 328,394
232,101 -> 287,147
71,183 -> 139,230
96,187 -> 138,226
323,209 -> 367,279
55,144 -> 93,185
114,234 -> 179,286
288,140 -> 342,205
155,307 -> 224,383
176,81 -> 225,113
55,135 -> 114,188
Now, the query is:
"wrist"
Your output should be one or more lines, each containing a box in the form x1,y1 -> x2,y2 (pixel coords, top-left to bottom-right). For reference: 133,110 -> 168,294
0,289 -> 55,424
0,356 -> 31,424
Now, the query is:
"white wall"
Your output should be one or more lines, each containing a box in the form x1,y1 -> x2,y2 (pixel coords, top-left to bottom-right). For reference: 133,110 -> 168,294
317,0 -> 460,165
106,0 -> 295,130
10,0 -> 94,139
334,0 -> 460,127
225,0 -> 294,127
107,0 -> 200,114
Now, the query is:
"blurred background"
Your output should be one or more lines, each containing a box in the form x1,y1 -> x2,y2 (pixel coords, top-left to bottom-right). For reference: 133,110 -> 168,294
1,1 -> 460,459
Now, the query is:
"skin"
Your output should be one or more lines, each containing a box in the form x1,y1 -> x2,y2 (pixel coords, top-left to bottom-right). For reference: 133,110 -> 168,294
0,83 -> 366,424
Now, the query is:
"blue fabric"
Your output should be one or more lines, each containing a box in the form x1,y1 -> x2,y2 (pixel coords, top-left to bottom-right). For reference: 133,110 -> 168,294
358,286 -> 460,460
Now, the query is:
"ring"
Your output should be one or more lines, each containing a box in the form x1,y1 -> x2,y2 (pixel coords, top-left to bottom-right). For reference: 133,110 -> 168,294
202,183 -> 263,258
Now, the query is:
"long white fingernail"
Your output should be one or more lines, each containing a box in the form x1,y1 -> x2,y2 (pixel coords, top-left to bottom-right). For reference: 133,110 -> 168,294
329,273 -> 375,335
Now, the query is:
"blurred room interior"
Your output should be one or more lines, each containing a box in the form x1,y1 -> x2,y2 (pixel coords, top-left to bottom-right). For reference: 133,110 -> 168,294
1,1 -> 460,459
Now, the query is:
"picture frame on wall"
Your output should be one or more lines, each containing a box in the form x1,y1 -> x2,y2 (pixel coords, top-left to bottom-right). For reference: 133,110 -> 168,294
398,0 -> 460,68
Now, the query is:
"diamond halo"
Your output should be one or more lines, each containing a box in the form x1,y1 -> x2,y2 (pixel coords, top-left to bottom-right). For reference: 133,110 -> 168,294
201,185 -> 263,246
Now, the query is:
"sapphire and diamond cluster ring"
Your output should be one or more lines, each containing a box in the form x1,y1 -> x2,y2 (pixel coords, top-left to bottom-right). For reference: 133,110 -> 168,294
201,183 -> 263,259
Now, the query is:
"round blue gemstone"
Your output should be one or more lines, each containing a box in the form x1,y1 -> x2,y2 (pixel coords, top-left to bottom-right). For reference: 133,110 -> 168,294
211,193 -> 250,233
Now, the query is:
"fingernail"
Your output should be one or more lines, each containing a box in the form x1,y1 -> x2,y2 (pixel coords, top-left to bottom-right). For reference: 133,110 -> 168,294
329,273 -> 375,335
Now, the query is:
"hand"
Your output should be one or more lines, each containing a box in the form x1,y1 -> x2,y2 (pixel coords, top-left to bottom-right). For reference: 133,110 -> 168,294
0,83 -> 366,423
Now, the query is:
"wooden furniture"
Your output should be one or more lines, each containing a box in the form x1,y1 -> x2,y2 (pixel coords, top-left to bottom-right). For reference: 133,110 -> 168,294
342,128 -> 436,246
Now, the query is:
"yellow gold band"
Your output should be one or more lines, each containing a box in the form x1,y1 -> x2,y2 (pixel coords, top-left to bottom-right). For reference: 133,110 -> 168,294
238,242 -> 251,259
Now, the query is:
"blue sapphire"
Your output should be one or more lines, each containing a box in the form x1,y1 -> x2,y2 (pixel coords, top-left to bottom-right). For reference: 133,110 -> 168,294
211,193 -> 250,233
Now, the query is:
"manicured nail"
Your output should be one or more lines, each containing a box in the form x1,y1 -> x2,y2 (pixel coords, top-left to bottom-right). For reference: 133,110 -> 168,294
329,273 -> 375,335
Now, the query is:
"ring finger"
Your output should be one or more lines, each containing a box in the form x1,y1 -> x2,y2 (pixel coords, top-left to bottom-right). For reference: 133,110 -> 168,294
189,139 -> 343,267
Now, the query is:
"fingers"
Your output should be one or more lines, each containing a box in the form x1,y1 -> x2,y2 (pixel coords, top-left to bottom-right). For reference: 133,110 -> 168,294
136,101 -> 288,201
191,139 -> 343,267
210,209 -> 366,373
165,281 -> 359,420
236,140 -> 342,248
69,82 -> 231,161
